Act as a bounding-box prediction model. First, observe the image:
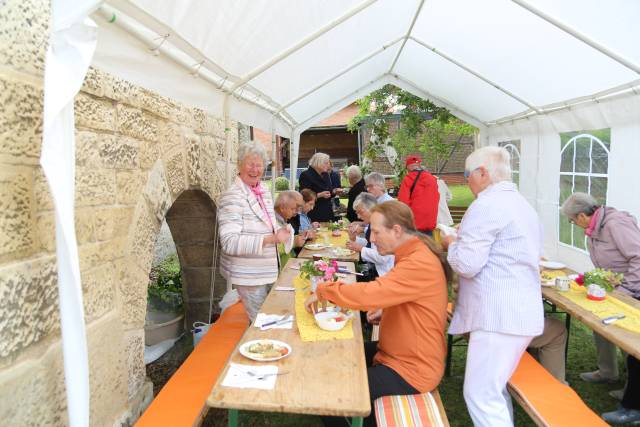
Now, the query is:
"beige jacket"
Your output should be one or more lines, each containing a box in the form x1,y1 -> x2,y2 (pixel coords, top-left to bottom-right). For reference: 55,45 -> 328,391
218,177 -> 278,286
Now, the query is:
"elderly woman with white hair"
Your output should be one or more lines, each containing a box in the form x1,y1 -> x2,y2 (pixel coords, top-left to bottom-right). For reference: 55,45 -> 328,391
218,142 -> 291,321
561,192 -> 640,424
441,146 -> 544,427
346,165 -> 366,222
298,152 -> 335,222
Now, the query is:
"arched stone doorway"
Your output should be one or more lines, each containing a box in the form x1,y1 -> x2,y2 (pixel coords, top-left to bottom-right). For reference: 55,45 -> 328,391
165,189 -> 226,328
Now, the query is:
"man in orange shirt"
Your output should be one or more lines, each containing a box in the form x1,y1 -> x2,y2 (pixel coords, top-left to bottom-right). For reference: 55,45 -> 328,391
305,201 -> 449,427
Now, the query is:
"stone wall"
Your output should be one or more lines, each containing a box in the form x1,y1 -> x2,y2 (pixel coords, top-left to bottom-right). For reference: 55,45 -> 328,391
0,1 -> 239,425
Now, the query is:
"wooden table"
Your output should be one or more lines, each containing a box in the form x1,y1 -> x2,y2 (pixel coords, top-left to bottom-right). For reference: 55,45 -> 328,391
207,258 -> 370,426
297,229 -> 360,263
542,271 -> 640,360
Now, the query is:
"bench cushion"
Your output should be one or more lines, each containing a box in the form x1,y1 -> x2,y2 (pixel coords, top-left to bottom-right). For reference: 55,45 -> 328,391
508,352 -> 607,427
136,302 -> 248,426
374,391 -> 447,427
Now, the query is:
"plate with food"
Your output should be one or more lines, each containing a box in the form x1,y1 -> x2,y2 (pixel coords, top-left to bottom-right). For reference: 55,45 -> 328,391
329,248 -> 355,257
305,243 -> 329,250
539,260 -> 566,270
540,271 -> 556,287
239,339 -> 292,362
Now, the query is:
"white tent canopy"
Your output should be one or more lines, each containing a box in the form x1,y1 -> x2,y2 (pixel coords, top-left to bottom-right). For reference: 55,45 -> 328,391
45,1 -> 640,424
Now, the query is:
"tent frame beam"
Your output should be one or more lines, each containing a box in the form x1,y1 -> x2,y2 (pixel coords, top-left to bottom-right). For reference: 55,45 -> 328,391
409,36 -> 539,113
275,36 -> 404,115
229,0 -> 378,94
512,0 -> 640,75
387,0 -> 426,74
489,78 -> 640,125
97,5 -> 297,130
390,75 -> 488,129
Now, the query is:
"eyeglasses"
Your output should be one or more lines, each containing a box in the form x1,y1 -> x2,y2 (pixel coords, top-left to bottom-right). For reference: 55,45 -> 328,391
464,167 -> 480,179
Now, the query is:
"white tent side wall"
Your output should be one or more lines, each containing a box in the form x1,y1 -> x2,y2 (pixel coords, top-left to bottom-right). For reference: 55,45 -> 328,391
484,92 -> 640,272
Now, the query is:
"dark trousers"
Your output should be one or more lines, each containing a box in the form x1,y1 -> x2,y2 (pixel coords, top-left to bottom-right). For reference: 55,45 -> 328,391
322,342 -> 419,427
622,356 -> 640,410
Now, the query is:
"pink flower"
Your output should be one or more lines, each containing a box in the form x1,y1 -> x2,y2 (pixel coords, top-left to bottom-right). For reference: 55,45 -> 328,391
323,267 -> 336,281
314,261 -> 328,270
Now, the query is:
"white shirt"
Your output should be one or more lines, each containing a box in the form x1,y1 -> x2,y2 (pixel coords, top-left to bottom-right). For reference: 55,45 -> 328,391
376,193 -> 394,204
436,179 -> 454,226
355,234 -> 395,276
447,181 -> 544,336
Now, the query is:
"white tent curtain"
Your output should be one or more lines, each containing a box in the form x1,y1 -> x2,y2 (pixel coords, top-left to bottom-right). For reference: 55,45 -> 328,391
42,0 -> 101,425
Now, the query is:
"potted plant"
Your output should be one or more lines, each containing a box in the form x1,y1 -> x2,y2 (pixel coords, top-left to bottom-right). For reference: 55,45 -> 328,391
300,258 -> 339,292
328,222 -> 342,236
575,268 -> 624,301
145,256 -> 185,346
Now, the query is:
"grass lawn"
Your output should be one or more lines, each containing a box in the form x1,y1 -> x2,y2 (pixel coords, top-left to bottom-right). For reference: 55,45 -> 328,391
202,310 -> 626,426
448,184 -> 474,208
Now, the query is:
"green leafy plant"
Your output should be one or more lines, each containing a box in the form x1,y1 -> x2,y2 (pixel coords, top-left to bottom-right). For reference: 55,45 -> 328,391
148,255 -> 183,312
300,258 -> 339,281
580,268 -> 624,292
347,84 -> 476,178
327,222 -> 342,231
275,176 -> 290,191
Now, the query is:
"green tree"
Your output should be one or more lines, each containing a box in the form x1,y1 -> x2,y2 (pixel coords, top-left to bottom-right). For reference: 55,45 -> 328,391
347,85 -> 476,183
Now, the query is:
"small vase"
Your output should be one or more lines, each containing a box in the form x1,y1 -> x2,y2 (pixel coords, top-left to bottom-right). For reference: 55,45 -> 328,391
310,275 -> 323,293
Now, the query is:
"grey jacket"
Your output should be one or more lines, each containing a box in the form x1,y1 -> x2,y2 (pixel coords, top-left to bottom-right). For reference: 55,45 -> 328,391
587,207 -> 640,298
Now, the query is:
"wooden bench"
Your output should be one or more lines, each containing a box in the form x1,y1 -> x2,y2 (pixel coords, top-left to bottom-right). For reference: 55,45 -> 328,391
374,390 -> 450,427
136,302 -> 248,426
508,352 -> 607,427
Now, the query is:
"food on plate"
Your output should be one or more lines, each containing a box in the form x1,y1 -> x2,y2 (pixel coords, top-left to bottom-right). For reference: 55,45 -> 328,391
540,271 -> 554,282
246,341 -> 289,359
331,248 -> 354,257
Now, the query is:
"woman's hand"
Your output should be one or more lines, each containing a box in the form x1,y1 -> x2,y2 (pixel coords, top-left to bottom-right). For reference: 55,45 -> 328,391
294,234 -> 306,248
304,293 -> 327,313
440,234 -> 457,250
366,309 -> 383,325
348,221 -> 364,235
306,229 -> 317,240
346,240 -> 363,252
275,227 -> 291,244
312,221 -> 321,229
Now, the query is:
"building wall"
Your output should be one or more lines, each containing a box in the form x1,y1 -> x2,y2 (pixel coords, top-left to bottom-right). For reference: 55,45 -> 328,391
0,2 -> 238,424
299,129 -> 359,166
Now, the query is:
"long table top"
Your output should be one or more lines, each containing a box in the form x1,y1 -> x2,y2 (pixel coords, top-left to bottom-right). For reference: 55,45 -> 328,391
542,269 -> 640,360
297,229 -> 360,262
207,258 -> 371,417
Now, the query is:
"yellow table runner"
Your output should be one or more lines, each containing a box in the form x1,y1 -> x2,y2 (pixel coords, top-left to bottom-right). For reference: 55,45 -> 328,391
542,270 -> 640,334
316,230 -> 349,248
293,274 -> 354,342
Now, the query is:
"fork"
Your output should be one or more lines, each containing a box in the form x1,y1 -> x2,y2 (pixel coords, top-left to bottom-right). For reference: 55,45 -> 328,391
241,370 -> 290,381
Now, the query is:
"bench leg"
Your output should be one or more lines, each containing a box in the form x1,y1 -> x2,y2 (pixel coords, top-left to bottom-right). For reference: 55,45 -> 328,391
228,409 -> 239,427
445,334 -> 453,377
350,416 -> 363,427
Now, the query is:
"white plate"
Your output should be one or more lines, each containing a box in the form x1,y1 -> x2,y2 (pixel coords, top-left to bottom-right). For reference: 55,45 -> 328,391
540,260 -> 566,270
305,243 -> 328,250
239,339 -> 292,362
330,248 -> 355,257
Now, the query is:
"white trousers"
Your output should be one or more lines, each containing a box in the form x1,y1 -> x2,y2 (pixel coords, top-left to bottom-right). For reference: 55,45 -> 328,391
464,330 -> 533,427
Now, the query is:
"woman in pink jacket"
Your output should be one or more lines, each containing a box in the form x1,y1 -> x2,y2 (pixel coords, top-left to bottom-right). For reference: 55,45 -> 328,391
561,192 -> 640,424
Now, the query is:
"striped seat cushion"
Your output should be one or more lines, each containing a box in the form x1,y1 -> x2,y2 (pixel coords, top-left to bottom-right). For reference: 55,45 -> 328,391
374,393 -> 445,427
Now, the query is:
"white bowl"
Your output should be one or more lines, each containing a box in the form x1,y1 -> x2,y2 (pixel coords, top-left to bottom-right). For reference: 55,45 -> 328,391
314,311 -> 349,331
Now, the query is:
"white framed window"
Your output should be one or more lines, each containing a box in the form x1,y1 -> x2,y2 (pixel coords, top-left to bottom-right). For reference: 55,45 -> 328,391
499,140 -> 521,187
558,129 -> 610,251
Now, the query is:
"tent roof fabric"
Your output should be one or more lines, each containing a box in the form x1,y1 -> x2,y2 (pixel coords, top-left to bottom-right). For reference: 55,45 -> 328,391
91,0 -> 640,137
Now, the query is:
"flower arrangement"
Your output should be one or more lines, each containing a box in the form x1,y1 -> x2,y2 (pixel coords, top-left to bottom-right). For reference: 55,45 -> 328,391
327,222 -> 342,231
300,258 -> 339,282
575,268 -> 624,293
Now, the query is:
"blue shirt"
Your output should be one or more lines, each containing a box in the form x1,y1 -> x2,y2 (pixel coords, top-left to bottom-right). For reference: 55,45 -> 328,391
299,212 -> 312,232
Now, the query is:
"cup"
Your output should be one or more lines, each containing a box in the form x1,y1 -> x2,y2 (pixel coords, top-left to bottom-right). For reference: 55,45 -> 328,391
555,276 -> 570,292
323,233 -> 330,245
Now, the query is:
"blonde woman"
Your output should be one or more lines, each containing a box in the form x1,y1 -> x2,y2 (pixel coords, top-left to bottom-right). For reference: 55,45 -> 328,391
298,152 -> 335,222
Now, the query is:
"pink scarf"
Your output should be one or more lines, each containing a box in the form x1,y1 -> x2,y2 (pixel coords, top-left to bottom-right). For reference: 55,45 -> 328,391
249,183 -> 274,231
585,207 -> 601,237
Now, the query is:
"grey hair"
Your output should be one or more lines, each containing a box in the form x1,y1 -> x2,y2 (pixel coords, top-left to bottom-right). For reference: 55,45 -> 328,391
353,192 -> 377,211
309,152 -> 330,169
346,165 -> 362,181
274,190 -> 300,210
465,146 -> 512,183
237,141 -> 269,167
365,172 -> 386,188
561,192 -> 599,219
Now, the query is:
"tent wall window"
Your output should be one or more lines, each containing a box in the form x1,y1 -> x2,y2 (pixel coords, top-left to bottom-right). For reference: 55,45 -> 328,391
499,140 -> 521,187
558,129 -> 611,251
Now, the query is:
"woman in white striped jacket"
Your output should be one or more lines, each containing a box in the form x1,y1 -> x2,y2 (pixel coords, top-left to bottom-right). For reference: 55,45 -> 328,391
218,142 -> 291,321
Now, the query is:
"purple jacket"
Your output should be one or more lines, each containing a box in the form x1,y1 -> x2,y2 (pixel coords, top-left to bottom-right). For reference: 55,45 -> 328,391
587,207 -> 640,298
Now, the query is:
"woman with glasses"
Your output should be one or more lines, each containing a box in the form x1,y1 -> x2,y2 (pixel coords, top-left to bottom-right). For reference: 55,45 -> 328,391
561,192 -> 640,424
441,146 -> 544,427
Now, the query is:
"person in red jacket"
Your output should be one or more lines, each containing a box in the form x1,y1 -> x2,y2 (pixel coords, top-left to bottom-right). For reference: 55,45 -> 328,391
397,155 -> 439,234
